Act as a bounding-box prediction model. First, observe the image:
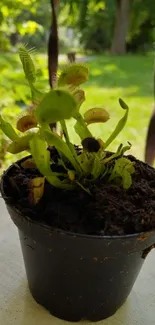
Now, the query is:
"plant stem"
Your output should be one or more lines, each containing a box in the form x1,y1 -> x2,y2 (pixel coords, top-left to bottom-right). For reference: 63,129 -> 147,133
104,106 -> 129,149
76,113 -> 92,138
60,120 -> 83,173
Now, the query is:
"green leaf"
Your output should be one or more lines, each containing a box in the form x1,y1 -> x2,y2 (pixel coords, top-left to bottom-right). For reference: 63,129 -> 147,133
119,98 -> 129,110
60,120 -> 82,173
102,144 -> 122,164
43,130 -> 81,173
122,171 -> 132,190
74,113 -> 92,140
102,143 -> 131,165
104,98 -> 129,149
35,89 -> 77,124
110,157 -> 135,178
120,142 -> 132,156
0,115 -> 18,141
100,166 -> 109,180
7,133 -> 33,154
29,134 -> 73,189
109,157 -> 135,190
91,154 -> 103,178
78,152 -> 94,174
46,176 -> 74,189
29,134 -> 52,176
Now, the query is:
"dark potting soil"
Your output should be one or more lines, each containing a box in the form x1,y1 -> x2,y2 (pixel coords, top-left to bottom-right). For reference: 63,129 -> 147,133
2,149 -> 155,236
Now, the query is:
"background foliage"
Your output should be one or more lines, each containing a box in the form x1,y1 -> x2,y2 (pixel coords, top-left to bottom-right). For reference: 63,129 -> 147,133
0,0 -> 155,171
1,0 -> 155,52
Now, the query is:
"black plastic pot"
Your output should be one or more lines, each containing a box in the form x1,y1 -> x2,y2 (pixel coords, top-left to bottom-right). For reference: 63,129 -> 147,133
1,161 -> 155,322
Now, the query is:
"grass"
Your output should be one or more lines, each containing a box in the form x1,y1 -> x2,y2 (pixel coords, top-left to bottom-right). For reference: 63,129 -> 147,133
0,51 -> 154,170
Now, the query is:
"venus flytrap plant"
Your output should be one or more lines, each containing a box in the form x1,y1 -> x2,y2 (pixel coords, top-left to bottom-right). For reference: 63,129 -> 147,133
35,88 -> 77,125
17,115 -> 38,133
57,64 -> 89,87
84,107 -> 110,125
0,116 -> 19,141
29,177 -> 45,205
109,157 -> 135,190
29,134 -> 73,190
0,45 -> 135,203
104,98 -> 129,149
19,45 -> 44,104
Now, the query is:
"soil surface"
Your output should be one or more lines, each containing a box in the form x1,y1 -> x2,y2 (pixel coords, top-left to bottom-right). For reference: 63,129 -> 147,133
2,149 -> 155,236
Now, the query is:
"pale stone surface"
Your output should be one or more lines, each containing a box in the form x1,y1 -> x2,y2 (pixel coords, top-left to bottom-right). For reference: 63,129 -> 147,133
0,200 -> 155,325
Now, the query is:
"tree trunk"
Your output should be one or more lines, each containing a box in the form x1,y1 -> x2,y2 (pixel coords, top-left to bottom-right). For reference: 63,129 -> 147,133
53,0 -> 59,7
145,106 -> 155,166
48,0 -> 59,88
111,0 -> 131,55
48,0 -> 59,131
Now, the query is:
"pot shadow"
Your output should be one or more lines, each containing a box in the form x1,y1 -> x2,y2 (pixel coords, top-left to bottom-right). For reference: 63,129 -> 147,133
82,300 -> 130,325
0,278 -> 131,325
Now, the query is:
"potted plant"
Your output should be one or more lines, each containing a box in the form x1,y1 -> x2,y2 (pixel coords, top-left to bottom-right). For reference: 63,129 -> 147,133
1,46 -> 155,322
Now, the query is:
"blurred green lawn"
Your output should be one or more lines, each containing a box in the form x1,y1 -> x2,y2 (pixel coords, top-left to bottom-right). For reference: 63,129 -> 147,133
68,54 -> 154,161
0,52 -> 154,170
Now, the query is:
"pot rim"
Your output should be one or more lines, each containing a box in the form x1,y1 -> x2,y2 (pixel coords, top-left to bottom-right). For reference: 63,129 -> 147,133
4,202 -> 155,241
1,157 -> 155,241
